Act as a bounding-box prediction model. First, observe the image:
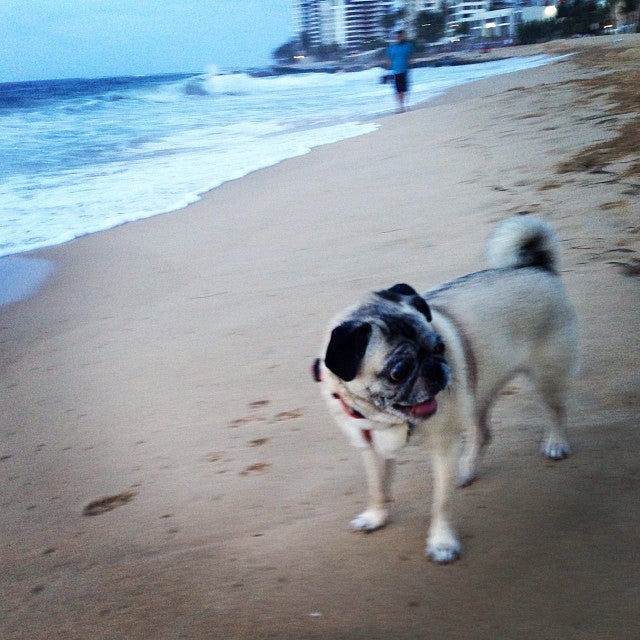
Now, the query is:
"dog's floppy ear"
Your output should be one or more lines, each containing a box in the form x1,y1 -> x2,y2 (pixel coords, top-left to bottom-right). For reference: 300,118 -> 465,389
386,283 -> 418,297
410,296 -> 432,323
324,321 -> 372,382
376,283 -> 432,323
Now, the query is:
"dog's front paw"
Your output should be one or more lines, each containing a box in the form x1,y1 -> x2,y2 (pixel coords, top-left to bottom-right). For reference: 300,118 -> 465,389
541,439 -> 571,460
350,508 -> 388,533
426,539 -> 462,564
426,524 -> 462,564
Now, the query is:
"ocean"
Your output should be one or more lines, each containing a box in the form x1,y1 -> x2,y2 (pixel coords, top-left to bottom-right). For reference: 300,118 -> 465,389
0,56 -> 554,259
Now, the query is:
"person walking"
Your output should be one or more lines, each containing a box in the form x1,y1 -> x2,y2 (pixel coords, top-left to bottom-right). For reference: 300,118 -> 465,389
386,29 -> 413,113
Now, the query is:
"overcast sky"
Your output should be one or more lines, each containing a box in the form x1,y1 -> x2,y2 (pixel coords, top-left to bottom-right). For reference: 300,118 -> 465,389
0,1 -> 295,82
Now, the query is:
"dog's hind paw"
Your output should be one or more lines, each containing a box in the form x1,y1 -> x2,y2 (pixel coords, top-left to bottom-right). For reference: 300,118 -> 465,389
541,440 -> 571,460
350,508 -> 388,532
457,468 -> 477,488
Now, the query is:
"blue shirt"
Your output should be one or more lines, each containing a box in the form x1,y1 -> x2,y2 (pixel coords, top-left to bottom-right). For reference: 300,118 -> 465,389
387,41 -> 413,74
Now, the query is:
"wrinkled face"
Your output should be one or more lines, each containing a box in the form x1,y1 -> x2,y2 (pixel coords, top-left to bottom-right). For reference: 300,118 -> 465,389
323,283 -> 450,422
365,317 -> 449,420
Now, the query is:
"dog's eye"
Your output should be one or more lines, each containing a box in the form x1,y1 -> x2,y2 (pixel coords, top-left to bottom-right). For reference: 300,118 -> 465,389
389,361 -> 412,383
433,339 -> 445,355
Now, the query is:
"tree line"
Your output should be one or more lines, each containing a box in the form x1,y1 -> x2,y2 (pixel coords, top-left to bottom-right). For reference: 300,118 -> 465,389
518,0 -> 638,44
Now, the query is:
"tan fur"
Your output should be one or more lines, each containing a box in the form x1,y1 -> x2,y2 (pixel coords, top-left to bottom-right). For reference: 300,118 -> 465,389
315,217 -> 579,563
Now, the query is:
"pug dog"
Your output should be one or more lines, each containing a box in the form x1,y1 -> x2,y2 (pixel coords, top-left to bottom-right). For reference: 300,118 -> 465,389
313,216 -> 579,563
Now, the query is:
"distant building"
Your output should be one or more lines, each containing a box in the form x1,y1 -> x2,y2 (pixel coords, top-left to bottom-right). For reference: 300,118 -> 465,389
432,0 -> 559,38
294,0 -> 558,49
445,0 -> 557,38
295,0 -> 395,51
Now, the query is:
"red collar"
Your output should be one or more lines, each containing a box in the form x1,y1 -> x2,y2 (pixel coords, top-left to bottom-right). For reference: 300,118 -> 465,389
331,391 -> 366,420
312,358 -> 367,421
312,359 -> 412,445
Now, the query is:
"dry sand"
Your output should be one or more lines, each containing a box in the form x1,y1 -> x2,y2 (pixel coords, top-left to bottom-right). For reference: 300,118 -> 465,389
1,36 -> 639,640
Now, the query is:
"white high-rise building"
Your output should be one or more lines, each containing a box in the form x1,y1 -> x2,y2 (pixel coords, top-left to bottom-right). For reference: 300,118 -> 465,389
446,0 -> 553,38
295,0 -> 395,51
294,0 -> 554,47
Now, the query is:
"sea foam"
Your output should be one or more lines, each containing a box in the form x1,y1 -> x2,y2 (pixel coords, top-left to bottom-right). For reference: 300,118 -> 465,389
0,55 -> 554,258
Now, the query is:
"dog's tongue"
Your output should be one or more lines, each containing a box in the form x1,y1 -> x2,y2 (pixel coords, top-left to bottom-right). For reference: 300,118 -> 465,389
409,398 -> 438,418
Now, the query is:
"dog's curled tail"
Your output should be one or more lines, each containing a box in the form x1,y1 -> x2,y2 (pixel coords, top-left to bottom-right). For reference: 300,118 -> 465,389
486,216 -> 560,274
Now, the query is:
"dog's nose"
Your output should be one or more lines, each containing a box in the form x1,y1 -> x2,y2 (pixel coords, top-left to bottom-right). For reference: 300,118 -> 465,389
418,361 -> 448,394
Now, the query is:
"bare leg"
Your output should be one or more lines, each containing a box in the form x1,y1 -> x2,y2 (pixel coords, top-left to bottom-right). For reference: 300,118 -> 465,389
350,448 -> 395,532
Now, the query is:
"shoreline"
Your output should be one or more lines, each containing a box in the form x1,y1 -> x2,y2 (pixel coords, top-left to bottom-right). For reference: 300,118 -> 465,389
1,35 -> 639,639
0,43 -> 572,304
1,46 -> 572,268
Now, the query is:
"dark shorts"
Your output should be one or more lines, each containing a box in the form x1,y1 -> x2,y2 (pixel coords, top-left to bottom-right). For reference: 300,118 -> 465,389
394,72 -> 408,94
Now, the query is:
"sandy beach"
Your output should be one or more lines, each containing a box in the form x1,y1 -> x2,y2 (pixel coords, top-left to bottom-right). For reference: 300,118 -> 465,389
1,35 -> 639,639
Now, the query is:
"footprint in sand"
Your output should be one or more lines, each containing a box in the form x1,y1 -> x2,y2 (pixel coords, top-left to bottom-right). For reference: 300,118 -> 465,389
273,409 -> 303,421
228,401 -> 270,427
608,257 -> 640,277
229,403 -> 303,428
240,462 -> 270,476
500,385 -> 520,396
228,416 -> 256,428
82,489 -> 137,516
